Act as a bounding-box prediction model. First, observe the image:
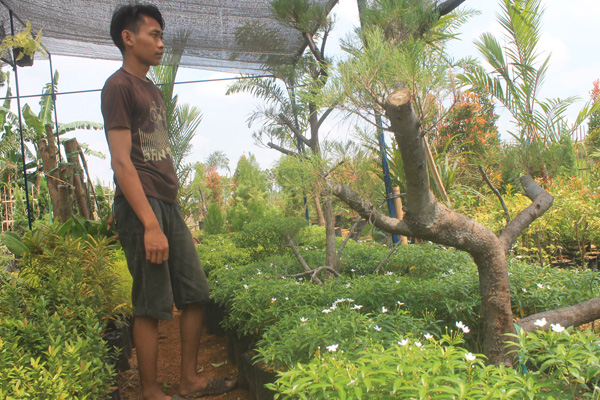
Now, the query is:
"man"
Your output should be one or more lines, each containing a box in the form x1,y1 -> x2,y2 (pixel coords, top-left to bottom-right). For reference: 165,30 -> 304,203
101,4 -> 236,400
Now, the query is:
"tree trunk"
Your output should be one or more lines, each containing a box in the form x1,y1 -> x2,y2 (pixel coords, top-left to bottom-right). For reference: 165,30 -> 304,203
332,89 -> 556,365
312,194 -> 325,226
38,125 -> 61,217
55,163 -> 74,222
321,192 -> 337,271
63,138 -> 91,219
392,186 -> 408,245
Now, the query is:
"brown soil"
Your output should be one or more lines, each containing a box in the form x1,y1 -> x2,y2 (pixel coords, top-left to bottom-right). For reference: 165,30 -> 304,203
116,309 -> 249,400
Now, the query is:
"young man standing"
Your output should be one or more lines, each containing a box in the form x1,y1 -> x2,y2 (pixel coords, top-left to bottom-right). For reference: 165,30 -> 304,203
101,5 -> 235,400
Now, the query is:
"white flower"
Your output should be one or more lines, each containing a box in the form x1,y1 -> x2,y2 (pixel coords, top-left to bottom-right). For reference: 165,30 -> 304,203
300,317 -> 308,323
326,344 -> 339,352
537,283 -> 544,289
465,352 -> 476,362
522,288 -> 527,293
330,304 -> 338,310
395,280 -> 401,284
456,321 -> 470,333
374,325 -> 382,332
381,306 -> 388,314
243,284 -> 249,290
551,323 -> 565,333
346,283 -> 351,288
347,298 -> 355,303
398,339 -> 409,346
386,271 -> 393,276
449,269 -> 454,274
397,301 -> 404,306
415,342 -> 422,348
350,305 -> 363,310
271,298 -> 277,303
534,318 -> 547,327
424,333 -> 433,340
351,269 -> 356,272
322,309 -> 332,314
285,297 -> 289,300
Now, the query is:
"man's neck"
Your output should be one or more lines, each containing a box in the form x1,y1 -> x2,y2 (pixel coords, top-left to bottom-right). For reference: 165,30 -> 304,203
121,59 -> 150,81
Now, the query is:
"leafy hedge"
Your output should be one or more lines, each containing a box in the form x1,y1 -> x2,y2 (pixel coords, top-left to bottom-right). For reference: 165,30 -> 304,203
0,222 -> 126,399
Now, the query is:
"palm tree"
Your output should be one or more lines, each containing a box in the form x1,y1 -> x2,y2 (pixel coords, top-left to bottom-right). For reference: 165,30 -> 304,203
460,0 -> 598,175
149,32 -> 203,186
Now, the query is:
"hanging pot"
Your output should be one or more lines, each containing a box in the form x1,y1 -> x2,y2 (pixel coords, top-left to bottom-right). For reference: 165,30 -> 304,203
12,47 -> 34,67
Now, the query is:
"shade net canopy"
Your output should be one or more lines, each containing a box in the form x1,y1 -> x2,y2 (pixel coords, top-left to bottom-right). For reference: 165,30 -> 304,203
0,0 -> 337,74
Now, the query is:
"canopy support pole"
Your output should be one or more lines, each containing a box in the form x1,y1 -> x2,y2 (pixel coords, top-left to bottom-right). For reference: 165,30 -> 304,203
9,9 -> 33,230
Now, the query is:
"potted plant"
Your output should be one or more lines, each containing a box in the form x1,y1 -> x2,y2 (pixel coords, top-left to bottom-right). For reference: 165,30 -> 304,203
0,21 -> 44,67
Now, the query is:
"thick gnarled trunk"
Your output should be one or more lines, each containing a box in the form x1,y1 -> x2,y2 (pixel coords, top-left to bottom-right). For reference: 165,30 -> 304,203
333,89 -> 555,364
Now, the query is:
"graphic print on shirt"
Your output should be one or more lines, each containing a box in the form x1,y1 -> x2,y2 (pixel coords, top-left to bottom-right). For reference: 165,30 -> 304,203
140,101 -> 172,162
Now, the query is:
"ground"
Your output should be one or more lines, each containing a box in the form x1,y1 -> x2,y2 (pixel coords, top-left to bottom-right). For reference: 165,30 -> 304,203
116,309 -> 249,400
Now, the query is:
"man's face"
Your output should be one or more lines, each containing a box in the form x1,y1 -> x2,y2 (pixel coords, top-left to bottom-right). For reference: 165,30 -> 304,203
126,15 -> 164,66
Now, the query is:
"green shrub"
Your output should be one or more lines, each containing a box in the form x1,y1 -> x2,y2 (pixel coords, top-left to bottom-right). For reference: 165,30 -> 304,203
204,202 -> 225,234
196,233 -> 253,275
270,332 -> 558,399
233,215 -> 307,259
256,301 -> 439,370
0,274 -> 115,399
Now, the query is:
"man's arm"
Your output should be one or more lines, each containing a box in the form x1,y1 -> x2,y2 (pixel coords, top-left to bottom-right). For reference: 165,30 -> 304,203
107,128 -> 169,264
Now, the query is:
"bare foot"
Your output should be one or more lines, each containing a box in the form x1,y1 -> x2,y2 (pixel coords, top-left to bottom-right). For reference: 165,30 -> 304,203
179,376 -> 237,398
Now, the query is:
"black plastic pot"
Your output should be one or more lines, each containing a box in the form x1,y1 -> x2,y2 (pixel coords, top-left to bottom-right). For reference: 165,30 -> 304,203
103,322 -> 132,372
204,298 -> 227,336
241,351 -> 277,400
12,48 -> 33,67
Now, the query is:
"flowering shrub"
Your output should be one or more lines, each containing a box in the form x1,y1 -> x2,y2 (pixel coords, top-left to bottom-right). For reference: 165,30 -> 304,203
270,330 -> 559,399
270,325 -> 600,399
256,300 -> 439,370
508,325 -> 600,397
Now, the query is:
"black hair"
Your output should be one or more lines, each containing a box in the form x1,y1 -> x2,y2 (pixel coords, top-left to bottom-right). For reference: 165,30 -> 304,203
110,3 -> 164,53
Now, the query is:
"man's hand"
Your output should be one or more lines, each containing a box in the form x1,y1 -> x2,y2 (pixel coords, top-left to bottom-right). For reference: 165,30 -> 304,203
144,225 -> 169,264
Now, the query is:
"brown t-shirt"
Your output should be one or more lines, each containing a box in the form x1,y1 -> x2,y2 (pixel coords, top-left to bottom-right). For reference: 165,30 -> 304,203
101,68 -> 178,203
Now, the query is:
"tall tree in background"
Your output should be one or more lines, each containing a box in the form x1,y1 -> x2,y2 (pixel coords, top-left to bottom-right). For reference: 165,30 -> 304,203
228,153 -> 268,231
460,0 -> 597,179
149,33 -> 203,187
228,0 -> 341,270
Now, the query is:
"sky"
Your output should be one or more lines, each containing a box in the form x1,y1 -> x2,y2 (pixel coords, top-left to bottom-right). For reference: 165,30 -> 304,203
6,0 -> 600,185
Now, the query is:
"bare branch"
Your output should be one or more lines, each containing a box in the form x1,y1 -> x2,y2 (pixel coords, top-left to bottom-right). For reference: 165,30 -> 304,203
267,142 -> 297,156
436,0 -> 467,16
286,234 -> 323,285
332,183 -> 413,237
317,107 -> 335,130
517,298 -> 600,333
373,241 -> 401,274
303,32 -> 324,64
337,216 -> 363,263
278,113 -> 311,147
323,160 -> 346,179
478,165 -> 511,226
498,175 -> 553,253
286,265 -> 341,280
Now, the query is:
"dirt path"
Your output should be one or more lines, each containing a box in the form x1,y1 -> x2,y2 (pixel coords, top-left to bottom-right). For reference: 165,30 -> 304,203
116,309 -> 250,400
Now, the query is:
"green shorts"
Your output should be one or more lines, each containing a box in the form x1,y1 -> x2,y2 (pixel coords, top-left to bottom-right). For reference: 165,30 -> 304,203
114,196 -> 210,320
